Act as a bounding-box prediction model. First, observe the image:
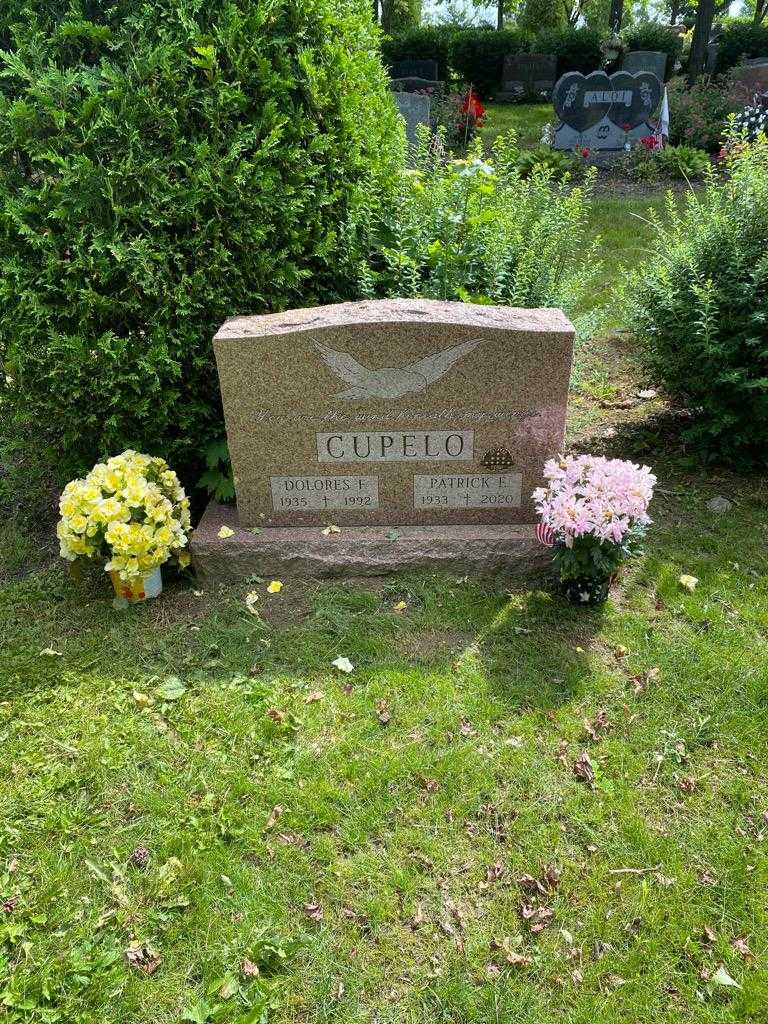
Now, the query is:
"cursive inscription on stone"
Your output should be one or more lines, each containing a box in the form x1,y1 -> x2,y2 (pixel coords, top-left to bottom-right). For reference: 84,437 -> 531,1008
316,430 -> 473,463
413,473 -> 522,510
271,476 -> 379,512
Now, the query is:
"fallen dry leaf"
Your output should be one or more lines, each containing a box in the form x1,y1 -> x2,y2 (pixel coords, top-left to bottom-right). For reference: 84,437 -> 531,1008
264,805 -> 284,831
485,862 -> 504,884
39,647 -> 63,657
584,709 -> 610,741
321,524 -> 341,536
124,943 -> 162,975
244,591 -> 260,615
303,900 -> 323,922
703,925 -> 717,945
304,691 -> 325,704
460,717 -> 477,738
678,574 -> 699,593
128,846 -> 150,869
266,708 -> 287,724
1,896 -> 19,914
679,776 -> 697,794
375,699 -> 391,726
242,958 -> 259,978
732,937 -> 753,960
573,750 -> 595,785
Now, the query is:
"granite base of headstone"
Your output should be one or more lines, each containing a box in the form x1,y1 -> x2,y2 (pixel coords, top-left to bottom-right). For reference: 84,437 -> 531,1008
192,299 -> 575,580
551,69 -> 662,153
622,50 -> 668,82
392,91 -> 432,149
390,76 -> 442,96
390,59 -> 439,81
496,54 -> 557,101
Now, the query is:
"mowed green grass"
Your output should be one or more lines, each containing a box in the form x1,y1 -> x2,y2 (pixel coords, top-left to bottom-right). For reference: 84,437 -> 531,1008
2,462 -> 768,1022
482,102 -> 552,152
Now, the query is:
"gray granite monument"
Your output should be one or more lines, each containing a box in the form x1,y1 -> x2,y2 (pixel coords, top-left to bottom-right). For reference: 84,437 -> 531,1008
552,70 -> 662,152
497,54 -> 558,101
393,91 -> 432,148
622,50 -> 668,83
391,59 -> 440,81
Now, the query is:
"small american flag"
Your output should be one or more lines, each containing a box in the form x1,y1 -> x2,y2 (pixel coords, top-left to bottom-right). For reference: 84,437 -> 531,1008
535,523 -> 557,547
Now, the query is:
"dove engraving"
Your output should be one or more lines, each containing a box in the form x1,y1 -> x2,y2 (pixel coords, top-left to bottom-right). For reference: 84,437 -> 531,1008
314,338 -> 483,400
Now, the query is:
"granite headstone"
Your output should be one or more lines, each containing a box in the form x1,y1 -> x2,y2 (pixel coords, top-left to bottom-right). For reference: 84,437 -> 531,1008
731,60 -> 768,102
552,69 -> 662,152
497,53 -> 558,101
622,50 -> 668,82
212,299 -> 574,529
393,90 -> 432,147
391,59 -> 440,81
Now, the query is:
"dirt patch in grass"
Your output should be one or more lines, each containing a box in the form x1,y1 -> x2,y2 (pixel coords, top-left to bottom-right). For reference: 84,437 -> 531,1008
397,627 -> 475,665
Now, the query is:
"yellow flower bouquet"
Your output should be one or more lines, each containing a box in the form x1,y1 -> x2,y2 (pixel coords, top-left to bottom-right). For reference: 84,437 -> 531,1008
58,451 -> 191,601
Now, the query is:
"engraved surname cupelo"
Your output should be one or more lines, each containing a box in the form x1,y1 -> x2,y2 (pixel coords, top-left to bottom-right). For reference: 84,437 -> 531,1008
316,430 -> 473,463
270,476 -> 379,512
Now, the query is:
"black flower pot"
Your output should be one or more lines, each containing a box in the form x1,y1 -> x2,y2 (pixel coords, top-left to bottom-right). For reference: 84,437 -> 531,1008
561,574 -> 613,606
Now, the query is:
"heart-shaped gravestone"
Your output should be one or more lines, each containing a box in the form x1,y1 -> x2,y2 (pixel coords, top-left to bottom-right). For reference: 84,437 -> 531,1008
553,71 -> 614,132
606,71 -> 662,129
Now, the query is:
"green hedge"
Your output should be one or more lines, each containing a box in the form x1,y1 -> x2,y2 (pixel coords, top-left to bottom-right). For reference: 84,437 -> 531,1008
625,137 -> 768,463
716,19 -> 768,74
449,28 -> 532,97
622,21 -> 683,80
0,0 -> 402,482
534,26 -> 602,77
380,24 -> 454,81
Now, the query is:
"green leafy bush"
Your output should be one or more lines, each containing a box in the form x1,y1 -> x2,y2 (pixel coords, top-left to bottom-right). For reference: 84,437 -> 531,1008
656,144 -> 710,179
624,136 -> 768,462
351,132 -> 600,336
516,146 -> 575,181
0,0 -> 401,485
621,21 -> 683,80
533,26 -> 602,77
667,77 -> 738,152
448,28 -> 531,97
715,19 -> 768,74
380,25 -> 454,81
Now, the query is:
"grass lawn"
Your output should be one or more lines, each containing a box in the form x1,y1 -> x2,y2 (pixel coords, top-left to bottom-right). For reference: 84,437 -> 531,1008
482,102 -> 552,152
1,148 -> 763,1023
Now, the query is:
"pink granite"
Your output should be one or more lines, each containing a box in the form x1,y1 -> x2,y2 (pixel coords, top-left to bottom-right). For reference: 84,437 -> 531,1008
192,503 -> 554,581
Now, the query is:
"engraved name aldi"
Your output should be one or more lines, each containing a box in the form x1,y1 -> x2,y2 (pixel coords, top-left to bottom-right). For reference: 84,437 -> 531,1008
316,430 -> 473,463
271,476 -> 379,512
413,474 -> 522,510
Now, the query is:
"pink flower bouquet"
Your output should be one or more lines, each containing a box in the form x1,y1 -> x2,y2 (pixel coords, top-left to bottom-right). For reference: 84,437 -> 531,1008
533,454 -> 657,604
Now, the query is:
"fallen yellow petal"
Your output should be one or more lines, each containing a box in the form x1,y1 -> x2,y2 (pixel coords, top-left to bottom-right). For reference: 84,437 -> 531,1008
267,580 -> 283,594
218,525 -> 235,539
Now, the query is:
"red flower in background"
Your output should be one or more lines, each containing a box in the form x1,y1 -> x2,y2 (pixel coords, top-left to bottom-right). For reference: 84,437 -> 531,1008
462,88 -> 486,126
639,135 -> 660,151
581,147 -> 590,159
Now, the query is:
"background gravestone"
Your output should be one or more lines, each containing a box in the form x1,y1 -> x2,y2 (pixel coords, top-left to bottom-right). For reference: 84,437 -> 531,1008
392,91 -> 432,147
552,70 -> 662,153
390,59 -> 439,81
731,60 -> 768,103
622,50 -> 668,83
212,299 -> 573,529
497,54 -> 557,101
